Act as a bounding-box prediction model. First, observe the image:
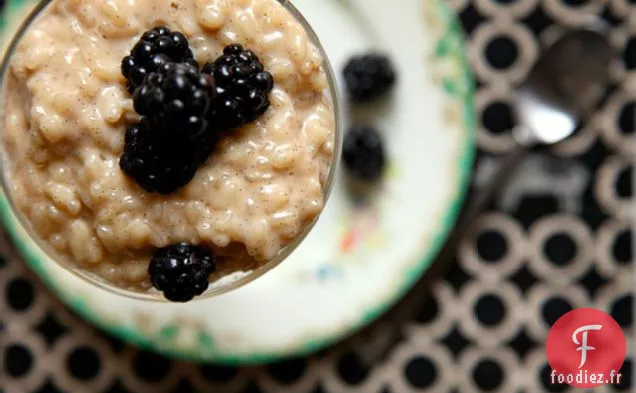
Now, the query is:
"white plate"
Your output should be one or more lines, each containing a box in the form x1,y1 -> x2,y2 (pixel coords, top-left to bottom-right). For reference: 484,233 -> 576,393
0,0 -> 475,363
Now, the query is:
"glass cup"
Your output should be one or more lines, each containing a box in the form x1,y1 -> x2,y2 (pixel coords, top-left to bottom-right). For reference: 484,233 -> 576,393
0,0 -> 342,301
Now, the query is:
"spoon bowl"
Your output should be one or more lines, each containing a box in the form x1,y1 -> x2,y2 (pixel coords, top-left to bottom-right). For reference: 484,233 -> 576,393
513,25 -> 612,146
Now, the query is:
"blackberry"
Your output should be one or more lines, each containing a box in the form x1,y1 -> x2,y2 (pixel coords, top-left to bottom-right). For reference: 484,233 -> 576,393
121,26 -> 198,93
202,44 -> 274,130
148,243 -> 216,302
342,126 -> 386,182
343,53 -> 396,102
133,62 -> 217,141
119,120 -> 203,194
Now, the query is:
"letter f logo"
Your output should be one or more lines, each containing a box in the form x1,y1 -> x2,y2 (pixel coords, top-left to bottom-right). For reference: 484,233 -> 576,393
573,325 -> 602,368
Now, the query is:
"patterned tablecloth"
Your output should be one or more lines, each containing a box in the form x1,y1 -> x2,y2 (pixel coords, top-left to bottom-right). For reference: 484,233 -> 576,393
1,0 -> 634,392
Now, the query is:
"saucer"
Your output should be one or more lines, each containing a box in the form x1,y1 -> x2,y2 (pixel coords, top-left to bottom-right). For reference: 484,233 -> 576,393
0,0 -> 475,363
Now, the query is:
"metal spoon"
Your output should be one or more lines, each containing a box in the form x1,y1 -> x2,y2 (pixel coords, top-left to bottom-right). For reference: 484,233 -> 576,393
435,22 -> 612,267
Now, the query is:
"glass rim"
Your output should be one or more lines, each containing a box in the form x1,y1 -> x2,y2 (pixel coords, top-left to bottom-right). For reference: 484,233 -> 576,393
0,0 -> 343,302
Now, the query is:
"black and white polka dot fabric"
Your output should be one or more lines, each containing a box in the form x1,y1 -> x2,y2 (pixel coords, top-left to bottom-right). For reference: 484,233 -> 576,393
1,0 -> 633,392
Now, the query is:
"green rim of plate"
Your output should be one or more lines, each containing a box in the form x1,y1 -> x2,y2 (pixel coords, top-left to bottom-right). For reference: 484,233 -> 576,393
0,0 -> 476,364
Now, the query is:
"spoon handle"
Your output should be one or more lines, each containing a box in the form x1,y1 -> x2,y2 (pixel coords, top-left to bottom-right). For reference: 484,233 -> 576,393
434,143 -> 531,265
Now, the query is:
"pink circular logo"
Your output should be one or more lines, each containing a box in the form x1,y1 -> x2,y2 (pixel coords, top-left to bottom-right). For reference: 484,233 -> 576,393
546,308 -> 626,388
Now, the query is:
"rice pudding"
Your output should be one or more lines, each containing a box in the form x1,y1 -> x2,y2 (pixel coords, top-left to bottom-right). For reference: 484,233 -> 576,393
2,0 -> 335,297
